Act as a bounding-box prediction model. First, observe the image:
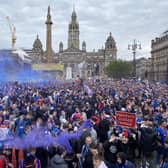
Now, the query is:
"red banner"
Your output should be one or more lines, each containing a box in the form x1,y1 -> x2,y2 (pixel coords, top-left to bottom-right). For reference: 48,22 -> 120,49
116,111 -> 136,128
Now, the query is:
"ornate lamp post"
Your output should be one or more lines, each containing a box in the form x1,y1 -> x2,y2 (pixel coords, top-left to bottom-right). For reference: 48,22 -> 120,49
128,39 -> 141,78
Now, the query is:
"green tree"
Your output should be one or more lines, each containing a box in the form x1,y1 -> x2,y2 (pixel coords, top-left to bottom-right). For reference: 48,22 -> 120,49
105,60 -> 132,79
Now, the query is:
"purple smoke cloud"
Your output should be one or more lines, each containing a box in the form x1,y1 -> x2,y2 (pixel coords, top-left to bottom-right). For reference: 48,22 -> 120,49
6,120 -> 92,153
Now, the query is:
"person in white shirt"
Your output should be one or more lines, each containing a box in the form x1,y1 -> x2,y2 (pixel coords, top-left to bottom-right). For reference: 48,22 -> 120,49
93,154 -> 107,168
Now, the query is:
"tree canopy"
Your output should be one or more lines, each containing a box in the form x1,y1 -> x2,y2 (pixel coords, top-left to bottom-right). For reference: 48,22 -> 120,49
105,60 -> 132,79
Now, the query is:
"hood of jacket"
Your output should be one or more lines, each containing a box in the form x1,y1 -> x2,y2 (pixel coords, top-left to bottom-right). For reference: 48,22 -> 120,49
50,154 -> 68,168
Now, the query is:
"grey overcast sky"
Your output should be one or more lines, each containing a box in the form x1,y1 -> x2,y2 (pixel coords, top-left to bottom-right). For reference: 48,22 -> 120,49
0,0 -> 168,60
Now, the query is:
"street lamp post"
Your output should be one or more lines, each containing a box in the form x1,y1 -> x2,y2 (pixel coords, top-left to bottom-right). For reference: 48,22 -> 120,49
128,39 -> 141,78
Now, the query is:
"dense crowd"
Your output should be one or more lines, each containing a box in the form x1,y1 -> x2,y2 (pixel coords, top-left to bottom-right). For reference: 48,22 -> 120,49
0,79 -> 168,168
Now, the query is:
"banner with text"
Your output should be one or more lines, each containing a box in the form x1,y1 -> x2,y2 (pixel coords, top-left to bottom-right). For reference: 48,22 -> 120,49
116,111 -> 136,128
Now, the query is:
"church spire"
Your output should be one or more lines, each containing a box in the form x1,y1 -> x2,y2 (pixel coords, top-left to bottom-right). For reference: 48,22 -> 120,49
48,5 -> 50,14
73,3 -> 75,12
72,4 -> 77,21
68,5 -> 79,49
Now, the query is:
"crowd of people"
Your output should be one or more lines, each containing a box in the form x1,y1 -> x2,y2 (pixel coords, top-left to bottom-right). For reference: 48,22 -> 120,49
0,79 -> 168,168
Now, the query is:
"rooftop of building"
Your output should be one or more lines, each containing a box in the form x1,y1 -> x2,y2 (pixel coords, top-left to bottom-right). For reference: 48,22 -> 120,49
0,49 -> 31,64
152,29 -> 168,45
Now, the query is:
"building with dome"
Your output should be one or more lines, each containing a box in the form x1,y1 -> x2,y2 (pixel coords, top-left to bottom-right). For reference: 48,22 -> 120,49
32,35 -> 44,63
31,6 -> 117,79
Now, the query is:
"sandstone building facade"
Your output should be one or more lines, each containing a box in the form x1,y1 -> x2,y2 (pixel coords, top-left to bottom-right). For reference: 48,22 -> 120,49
151,31 -> 168,82
31,6 -> 117,79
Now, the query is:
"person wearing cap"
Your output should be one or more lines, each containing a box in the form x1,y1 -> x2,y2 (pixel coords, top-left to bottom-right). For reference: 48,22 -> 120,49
118,130 -> 136,163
